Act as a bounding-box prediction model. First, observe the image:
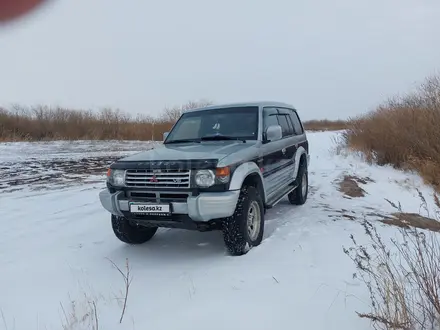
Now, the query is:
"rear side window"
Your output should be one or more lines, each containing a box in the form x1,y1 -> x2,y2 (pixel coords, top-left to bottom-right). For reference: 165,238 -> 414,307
289,110 -> 304,135
262,106 -> 302,139
277,109 -> 294,137
278,107 -> 304,135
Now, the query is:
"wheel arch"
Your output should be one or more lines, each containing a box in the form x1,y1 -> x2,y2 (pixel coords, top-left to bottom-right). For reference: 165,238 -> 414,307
229,162 -> 266,203
292,146 -> 308,180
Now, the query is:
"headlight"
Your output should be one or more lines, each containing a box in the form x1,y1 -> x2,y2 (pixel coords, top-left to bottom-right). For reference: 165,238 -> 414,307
195,170 -> 215,187
194,167 -> 230,187
107,169 -> 125,186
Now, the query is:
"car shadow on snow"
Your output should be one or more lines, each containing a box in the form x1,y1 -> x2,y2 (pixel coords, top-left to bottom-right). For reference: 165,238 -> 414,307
105,196 -> 310,262
108,228 -> 229,263
262,197 -> 306,237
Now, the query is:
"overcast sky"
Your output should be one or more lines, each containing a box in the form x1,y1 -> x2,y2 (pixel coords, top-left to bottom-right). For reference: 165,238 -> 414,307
1,0 -> 439,121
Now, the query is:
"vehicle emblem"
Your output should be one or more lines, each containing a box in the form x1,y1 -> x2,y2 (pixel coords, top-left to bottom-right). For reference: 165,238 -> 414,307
150,175 -> 159,182
173,178 -> 182,183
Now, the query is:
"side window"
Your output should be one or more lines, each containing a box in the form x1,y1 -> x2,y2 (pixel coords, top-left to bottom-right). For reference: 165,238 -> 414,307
262,107 -> 279,133
289,110 -> 304,135
277,109 -> 294,137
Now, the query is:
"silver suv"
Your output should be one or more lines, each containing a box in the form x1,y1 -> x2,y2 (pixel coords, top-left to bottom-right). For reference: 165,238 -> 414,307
99,101 -> 310,256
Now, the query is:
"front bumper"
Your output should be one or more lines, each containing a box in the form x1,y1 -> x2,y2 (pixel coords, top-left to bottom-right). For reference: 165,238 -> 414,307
99,189 -> 240,222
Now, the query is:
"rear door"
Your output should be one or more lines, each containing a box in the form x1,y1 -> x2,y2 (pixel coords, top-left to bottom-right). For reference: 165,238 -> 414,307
285,108 -> 308,179
274,108 -> 297,184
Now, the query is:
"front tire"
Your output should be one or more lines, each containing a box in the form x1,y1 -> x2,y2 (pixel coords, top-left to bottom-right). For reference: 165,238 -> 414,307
111,215 -> 158,244
288,160 -> 308,205
222,185 -> 265,256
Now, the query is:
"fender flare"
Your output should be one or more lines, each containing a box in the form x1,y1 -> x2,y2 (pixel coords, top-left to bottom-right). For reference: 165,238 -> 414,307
292,146 -> 308,180
228,162 -> 266,202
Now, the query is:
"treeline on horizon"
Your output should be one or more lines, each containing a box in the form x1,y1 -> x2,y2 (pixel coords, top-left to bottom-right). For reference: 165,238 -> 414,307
0,100 -> 348,142
1,73 -> 439,191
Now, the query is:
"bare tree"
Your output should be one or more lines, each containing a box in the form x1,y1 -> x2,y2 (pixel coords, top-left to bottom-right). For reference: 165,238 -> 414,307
161,99 -> 213,122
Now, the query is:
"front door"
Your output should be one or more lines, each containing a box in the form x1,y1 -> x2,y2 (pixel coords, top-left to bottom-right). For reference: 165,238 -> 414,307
260,107 -> 290,199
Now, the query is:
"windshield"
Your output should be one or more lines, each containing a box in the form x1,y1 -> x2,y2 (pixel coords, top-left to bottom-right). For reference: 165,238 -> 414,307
164,106 -> 258,143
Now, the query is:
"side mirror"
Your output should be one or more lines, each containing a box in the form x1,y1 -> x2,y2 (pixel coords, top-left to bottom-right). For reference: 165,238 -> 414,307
265,125 -> 282,142
163,132 -> 169,141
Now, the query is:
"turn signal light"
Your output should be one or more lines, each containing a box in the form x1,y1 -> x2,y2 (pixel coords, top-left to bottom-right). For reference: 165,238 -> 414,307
215,166 -> 230,183
215,167 -> 230,177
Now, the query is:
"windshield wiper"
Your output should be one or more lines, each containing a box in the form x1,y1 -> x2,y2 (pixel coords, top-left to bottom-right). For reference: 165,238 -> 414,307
165,139 -> 201,144
200,134 -> 246,142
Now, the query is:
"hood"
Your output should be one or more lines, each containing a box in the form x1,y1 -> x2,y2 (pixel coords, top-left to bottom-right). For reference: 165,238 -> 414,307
118,140 -> 257,162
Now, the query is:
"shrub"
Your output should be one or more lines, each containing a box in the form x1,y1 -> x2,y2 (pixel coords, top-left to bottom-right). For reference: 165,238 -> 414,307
341,74 -> 440,192
0,99 -> 348,141
302,119 -> 349,131
343,192 -> 440,330
0,100 -> 212,141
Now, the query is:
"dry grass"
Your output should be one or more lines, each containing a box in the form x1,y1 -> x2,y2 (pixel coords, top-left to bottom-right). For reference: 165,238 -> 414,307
337,175 -> 375,198
343,191 -> 440,330
338,175 -> 367,198
0,100 -> 212,142
340,74 -> 440,192
0,99 -> 347,142
106,257 -> 132,324
381,212 -> 440,233
302,119 -> 349,131
0,105 -> 169,141
58,258 -> 133,330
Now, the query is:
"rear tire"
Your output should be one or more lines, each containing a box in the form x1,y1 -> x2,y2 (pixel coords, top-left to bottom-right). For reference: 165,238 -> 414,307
222,185 -> 265,256
288,160 -> 308,205
111,215 -> 158,244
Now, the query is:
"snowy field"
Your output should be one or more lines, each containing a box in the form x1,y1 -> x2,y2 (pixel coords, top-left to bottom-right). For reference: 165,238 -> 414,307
0,140 -> 159,193
0,131 -> 439,330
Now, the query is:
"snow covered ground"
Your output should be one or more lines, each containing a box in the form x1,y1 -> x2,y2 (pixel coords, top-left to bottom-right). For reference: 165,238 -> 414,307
0,140 -> 158,193
0,131 -> 438,330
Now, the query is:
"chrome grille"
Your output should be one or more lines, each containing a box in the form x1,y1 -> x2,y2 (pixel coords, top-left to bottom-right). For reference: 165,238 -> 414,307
124,169 -> 191,188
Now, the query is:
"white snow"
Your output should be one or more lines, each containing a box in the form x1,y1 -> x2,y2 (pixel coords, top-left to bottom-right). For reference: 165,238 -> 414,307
0,140 -> 158,162
0,131 -> 439,330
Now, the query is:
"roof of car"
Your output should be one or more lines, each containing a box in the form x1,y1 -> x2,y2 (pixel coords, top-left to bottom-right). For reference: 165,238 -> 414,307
185,101 -> 296,113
